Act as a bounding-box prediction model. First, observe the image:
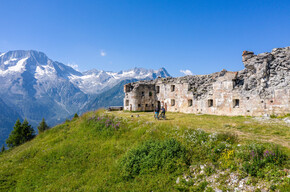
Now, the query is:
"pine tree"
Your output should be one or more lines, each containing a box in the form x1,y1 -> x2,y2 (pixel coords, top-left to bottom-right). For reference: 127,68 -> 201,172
6,119 -> 35,148
1,145 -> 5,153
21,119 -> 35,142
6,119 -> 23,148
37,118 -> 49,133
73,113 -> 79,119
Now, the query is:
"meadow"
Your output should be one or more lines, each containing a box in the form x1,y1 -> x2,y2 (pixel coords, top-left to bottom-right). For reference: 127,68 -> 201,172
0,110 -> 289,191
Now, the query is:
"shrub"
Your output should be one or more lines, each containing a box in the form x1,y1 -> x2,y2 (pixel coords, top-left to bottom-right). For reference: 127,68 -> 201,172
37,118 -> 49,133
87,114 -> 121,136
185,129 -> 209,145
216,132 -> 238,144
73,113 -> 79,119
241,144 -> 288,176
1,145 -> 5,153
119,139 -> 189,179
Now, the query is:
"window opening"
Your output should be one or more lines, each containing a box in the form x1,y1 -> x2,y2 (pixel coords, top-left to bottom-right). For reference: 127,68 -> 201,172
171,99 -> 175,106
171,85 -> 175,92
188,99 -> 193,107
156,86 -> 160,93
233,99 -> 240,108
208,99 -> 213,107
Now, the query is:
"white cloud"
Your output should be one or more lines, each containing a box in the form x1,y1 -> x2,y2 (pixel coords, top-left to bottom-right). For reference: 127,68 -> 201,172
67,62 -> 79,71
180,69 -> 193,76
100,50 -> 106,57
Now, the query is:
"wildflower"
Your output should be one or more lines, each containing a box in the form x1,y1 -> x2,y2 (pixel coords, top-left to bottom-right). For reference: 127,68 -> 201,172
250,150 -> 255,158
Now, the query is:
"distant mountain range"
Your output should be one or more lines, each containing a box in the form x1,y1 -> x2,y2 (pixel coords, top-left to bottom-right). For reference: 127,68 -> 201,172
0,50 -> 170,145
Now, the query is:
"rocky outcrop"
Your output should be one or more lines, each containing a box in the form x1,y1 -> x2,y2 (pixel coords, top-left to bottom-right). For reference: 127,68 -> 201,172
239,47 -> 290,97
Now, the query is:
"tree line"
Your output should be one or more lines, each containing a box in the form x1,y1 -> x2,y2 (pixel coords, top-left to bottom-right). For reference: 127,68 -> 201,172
1,113 -> 79,153
1,118 -> 49,152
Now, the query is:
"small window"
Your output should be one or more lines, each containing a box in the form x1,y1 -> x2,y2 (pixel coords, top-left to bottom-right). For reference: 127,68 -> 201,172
152,104 -> 154,107
247,110 -> 250,112
233,99 -> 240,108
149,92 -> 152,96
156,86 -> 160,93
141,92 -> 144,96
208,99 -> 213,107
246,97 -> 250,100
125,100 -> 129,106
171,99 -> 175,106
261,100 -> 264,103
171,85 -> 175,92
188,99 -> 192,107
197,109 -> 199,111
270,100 -> 273,103
125,85 -> 131,92
138,104 -> 141,107
145,104 -> 148,107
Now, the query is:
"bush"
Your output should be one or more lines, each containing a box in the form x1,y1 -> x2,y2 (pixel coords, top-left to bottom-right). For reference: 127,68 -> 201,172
1,145 -> 5,153
119,139 -> 189,179
241,144 -> 288,176
216,132 -> 238,144
73,113 -> 79,119
184,129 -> 209,145
86,114 -> 121,137
37,118 -> 49,133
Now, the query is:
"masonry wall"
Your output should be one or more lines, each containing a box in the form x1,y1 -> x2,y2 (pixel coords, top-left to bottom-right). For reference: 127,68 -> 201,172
124,74 -> 290,116
124,84 -> 157,111
124,47 -> 290,116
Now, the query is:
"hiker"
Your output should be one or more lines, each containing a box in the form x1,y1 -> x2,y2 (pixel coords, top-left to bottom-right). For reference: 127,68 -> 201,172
154,106 -> 160,120
160,106 -> 166,119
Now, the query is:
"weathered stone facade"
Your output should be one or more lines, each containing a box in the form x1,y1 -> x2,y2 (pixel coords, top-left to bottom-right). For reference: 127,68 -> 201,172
124,47 -> 290,116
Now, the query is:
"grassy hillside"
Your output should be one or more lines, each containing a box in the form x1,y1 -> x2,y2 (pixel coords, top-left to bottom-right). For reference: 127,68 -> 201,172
0,110 -> 289,191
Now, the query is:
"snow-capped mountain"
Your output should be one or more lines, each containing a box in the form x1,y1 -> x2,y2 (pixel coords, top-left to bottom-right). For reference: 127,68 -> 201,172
0,50 -> 88,128
70,67 -> 170,94
0,50 -> 170,144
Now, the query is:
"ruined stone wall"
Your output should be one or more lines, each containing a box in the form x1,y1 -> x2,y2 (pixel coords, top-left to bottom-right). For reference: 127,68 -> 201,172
124,83 -> 157,111
124,47 -> 290,116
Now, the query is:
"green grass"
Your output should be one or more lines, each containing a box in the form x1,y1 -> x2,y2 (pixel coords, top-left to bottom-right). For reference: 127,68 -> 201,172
0,110 -> 289,191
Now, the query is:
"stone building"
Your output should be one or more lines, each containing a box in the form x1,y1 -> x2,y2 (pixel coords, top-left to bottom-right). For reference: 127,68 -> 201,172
124,47 -> 290,116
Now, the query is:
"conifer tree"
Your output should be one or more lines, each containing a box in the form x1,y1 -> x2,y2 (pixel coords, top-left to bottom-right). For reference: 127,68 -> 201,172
1,145 -> 5,153
37,118 -> 49,133
6,119 -> 22,148
21,119 -> 35,142
6,119 -> 35,148
73,113 -> 79,118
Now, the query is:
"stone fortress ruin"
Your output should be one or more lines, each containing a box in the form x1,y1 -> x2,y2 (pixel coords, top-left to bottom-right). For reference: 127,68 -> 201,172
124,47 -> 290,116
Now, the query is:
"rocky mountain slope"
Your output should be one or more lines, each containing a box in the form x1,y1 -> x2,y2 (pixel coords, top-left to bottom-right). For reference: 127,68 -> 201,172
0,98 -> 22,146
79,79 -> 139,113
0,50 -> 170,144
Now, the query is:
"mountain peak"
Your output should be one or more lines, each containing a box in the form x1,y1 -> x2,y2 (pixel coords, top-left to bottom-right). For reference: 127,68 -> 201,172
1,50 -> 48,60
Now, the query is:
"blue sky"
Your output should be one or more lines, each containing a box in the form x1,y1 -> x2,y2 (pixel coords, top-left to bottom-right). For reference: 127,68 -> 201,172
0,0 -> 289,77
